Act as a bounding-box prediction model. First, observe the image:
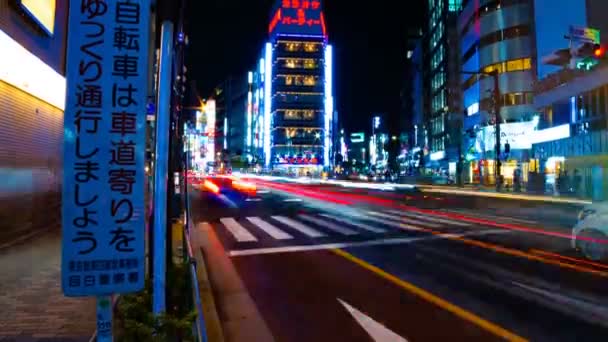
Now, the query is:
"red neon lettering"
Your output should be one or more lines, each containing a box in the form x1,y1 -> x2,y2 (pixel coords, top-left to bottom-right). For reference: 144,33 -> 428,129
297,9 -> 305,25
268,8 -> 282,33
302,0 -> 310,9
320,11 -> 327,36
312,0 -> 320,9
292,0 -> 300,8
282,0 -> 291,8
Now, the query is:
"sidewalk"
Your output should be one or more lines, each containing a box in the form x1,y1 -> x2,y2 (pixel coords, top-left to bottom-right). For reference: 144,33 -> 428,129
0,229 -> 95,341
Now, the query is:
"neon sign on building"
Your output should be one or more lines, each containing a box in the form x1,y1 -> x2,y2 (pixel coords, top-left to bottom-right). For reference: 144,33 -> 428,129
269,0 -> 327,37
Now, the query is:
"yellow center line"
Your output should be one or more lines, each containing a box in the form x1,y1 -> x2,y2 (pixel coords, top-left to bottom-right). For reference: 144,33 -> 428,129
332,248 -> 528,342
441,234 -> 608,278
529,249 -> 608,271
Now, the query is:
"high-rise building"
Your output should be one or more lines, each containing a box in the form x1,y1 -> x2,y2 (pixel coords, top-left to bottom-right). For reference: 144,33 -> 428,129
423,0 -> 463,170
261,0 -> 334,174
459,0 -> 536,184
212,74 -> 249,161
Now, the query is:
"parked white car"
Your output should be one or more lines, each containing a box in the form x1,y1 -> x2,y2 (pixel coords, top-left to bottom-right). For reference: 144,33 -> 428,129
572,202 -> 608,260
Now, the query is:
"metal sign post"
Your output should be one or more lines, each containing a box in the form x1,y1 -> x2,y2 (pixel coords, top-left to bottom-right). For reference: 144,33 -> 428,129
96,296 -> 113,342
61,1 -> 152,339
152,20 -> 174,315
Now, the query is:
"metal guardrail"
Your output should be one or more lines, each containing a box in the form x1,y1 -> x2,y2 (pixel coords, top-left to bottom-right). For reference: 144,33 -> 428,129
184,207 -> 208,342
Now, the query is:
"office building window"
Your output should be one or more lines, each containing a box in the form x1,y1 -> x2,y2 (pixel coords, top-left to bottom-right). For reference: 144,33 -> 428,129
285,59 -> 297,68
283,42 -> 301,52
283,110 -> 316,120
449,0 -> 462,11
281,58 -> 319,69
280,75 -> 319,86
462,57 -> 532,91
460,0 -> 529,37
303,59 -> 317,69
304,42 -> 320,52
479,91 -> 534,110
465,25 -> 530,61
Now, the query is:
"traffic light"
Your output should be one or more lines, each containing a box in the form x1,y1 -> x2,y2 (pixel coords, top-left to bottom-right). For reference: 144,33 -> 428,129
594,44 -> 605,58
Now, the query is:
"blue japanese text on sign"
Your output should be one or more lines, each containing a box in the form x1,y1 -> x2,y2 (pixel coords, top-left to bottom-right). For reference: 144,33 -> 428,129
62,0 -> 150,297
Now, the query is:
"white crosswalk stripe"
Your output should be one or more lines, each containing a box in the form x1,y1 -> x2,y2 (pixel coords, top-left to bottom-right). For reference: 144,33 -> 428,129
219,217 -> 257,242
367,211 -> 442,228
385,209 -> 472,227
298,214 -> 358,235
318,214 -> 387,233
210,209 -> 477,244
246,217 -> 293,240
271,216 -> 326,238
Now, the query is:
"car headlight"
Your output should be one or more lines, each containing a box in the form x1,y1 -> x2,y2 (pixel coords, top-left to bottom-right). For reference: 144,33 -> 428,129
578,209 -> 596,221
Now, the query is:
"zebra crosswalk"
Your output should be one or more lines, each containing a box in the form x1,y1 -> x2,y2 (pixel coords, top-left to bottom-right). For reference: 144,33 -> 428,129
201,209 -> 508,253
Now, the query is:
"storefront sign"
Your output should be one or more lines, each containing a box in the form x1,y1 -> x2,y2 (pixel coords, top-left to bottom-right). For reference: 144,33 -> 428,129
569,26 -> 600,44
269,0 -> 326,36
0,29 -> 65,109
430,150 -> 445,161
19,0 -> 56,36
477,121 -> 538,152
530,124 -> 570,145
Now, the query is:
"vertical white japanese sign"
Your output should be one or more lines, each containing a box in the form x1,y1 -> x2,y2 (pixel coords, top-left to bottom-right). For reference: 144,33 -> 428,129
62,0 -> 150,296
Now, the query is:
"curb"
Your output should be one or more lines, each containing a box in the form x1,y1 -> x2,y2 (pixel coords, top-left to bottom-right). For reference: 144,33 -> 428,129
193,239 -> 225,342
192,222 -> 275,342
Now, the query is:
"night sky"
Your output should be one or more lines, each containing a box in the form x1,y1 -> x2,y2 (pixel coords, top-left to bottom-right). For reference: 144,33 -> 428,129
186,0 -> 423,134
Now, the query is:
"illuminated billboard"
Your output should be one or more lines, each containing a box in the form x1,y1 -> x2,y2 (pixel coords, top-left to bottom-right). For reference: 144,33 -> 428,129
19,0 -> 56,36
269,0 -> 326,37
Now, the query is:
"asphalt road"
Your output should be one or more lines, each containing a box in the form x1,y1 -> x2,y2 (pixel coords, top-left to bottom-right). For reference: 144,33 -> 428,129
190,180 -> 608,342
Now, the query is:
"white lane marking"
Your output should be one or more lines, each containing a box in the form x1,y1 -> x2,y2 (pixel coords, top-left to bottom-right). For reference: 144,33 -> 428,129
245,198 -> 263,202
257,190 -> 271,194
368,211 -> 442,229
346,214 -> 427,233
338,299 -> 409,342
271,216 -> 325,238
319,214 -> 387,233
444,209 -> 538,225
219,218 -> 257,242
246,217 -> 293,240
229,229 -> 509,256
283,198 -> 303,202
386,209 -> 472,227
511,281 -> 608,323
299,214 -> 358,235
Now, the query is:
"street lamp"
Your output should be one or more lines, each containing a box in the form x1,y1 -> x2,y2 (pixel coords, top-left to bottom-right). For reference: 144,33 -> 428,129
461,70 -> 502,191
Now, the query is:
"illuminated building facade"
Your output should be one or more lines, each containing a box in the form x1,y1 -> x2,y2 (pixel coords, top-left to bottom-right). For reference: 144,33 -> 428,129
261,0 -> 334,172
0,1 -> 67,239
423,0 -> 463,169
